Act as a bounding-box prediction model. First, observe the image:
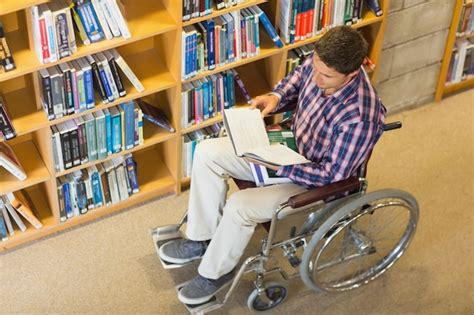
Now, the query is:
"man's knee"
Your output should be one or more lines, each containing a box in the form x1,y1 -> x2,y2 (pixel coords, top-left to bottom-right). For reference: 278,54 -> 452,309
194,138 -> 225,164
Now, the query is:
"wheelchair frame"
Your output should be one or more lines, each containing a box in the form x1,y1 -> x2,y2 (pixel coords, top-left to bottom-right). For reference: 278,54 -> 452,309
150,122 -> 419,314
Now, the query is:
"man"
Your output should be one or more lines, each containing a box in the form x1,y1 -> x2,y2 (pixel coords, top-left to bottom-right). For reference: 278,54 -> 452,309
159,26 -> 386,305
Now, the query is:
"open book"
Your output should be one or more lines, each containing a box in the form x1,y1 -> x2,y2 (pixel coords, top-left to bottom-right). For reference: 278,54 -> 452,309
223,107 -> 310,167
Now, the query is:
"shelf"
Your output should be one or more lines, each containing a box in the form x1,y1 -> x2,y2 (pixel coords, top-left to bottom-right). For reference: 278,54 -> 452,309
0,140 -> 50,195
444,76 -> 474,95
0,48 -> 177,138
0,0 -> 48,16
0,1 -> 178,83
182,0 -> 268,27
0,183 -> 56,252
0,152 -> 176,251
182,30 -> 282,83
55,119 -> 177,177
284,10 -> 383,51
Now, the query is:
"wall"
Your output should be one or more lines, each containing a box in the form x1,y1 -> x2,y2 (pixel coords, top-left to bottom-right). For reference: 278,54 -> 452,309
376,0 -> 456,113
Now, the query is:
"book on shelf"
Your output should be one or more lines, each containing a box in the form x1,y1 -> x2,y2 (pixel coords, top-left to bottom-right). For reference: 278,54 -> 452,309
0,197 -> 14,237
249,6 -> 284,48
0,142 -> 26,181
109,48 -> 145,93
365,0 -> 383,17
136,99 -> 175,133
0,94 -> 16,140
223,107 -> 309,168
0,22 -> 16,72
1,196 -> 27,232
5,190 -> 42,229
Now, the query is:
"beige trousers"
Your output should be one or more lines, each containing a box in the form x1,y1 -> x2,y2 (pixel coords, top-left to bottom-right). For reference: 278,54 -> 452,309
186,137 -> 306,279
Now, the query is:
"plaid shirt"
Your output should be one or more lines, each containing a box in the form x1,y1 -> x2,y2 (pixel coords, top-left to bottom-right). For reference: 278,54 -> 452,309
272,57 -> 386,188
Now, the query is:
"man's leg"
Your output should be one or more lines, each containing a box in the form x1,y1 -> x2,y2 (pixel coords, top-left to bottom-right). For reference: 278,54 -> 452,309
178,182 -> 306,304
159,137 -> 254,264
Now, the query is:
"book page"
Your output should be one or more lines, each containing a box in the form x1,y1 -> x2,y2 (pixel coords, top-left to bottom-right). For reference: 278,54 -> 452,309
223,108 -> 269,156
245,144 -> 310,166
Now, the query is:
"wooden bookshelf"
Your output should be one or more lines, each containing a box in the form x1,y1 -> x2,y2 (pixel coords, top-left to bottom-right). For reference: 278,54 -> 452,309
435,0 -> 474,101
0,0 -> 391,251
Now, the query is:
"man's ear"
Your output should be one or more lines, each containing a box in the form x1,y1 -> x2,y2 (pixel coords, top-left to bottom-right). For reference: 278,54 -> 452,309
347,69 -> 359,79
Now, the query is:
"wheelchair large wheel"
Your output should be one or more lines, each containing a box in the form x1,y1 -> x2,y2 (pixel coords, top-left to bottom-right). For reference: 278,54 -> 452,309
247,281 -> 289,312
300,189 -> 419,293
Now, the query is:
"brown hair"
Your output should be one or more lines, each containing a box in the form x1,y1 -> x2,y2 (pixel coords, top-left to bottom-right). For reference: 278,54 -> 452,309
314,26 -> 368,74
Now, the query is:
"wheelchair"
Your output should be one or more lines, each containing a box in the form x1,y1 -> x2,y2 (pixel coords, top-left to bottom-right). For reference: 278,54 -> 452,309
150,121 -> 419,314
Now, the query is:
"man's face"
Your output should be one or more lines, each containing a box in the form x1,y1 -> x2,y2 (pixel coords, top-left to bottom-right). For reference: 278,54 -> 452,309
311,55 -> 354,90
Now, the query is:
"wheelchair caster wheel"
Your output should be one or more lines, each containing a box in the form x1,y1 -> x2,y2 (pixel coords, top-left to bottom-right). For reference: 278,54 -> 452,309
247,281 -> 288,312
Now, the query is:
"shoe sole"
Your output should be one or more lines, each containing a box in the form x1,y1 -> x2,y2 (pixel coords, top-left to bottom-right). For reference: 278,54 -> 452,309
158,242 -> 203,265
177,281 -> 231,305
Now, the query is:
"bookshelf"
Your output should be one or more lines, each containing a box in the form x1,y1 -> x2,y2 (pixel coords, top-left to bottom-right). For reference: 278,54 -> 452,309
0,0 -> 390,251
435,0 -> 474,102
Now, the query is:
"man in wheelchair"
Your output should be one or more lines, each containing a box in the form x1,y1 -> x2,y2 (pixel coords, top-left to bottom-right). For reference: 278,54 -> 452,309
159,26 -> 386,305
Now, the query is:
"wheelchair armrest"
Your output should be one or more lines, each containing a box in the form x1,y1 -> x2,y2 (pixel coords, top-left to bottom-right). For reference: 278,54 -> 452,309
287,177 -> 361,209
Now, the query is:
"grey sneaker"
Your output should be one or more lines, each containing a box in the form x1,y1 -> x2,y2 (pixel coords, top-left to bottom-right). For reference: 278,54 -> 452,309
159,239 -> 209,264
178,271 -> 235,305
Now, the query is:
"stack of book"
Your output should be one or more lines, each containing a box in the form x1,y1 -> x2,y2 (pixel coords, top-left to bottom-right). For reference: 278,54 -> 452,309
38,49 -> 143,121
0,191 -> 42,241
277,0 -> 383,45
30,0 -> 130,64
446,38 -> 474,84
456,1 -> 474,37
0,21 -> 16,72
56,153 -> 139,221
181,69 -> 251,128
182,5 -> 282,80
182,123 -> 222,178
51,101 -> 143,173
182,0 -> 246,21
0,94 -> 16,141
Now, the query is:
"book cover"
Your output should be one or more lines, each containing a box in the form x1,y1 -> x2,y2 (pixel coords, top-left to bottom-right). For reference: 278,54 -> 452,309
0,94 -> 17,140
137,99 -> 175,133
0,198 -> 15,236
6,190 -> 43,229
2,196 -> 27,231
109,49 -> 144,92
365,0 -> 383,17
0,142 -> 27,181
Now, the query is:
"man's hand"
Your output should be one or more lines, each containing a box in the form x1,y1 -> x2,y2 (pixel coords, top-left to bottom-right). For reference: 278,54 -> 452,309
250,94 -> 279,117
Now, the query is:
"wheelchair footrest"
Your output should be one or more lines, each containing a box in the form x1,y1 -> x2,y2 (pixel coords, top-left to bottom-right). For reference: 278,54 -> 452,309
175,281 -> 221,314
150,225 -> 193,269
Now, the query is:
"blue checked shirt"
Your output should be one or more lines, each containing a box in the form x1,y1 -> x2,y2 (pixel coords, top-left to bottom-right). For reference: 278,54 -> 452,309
272,57 -> 386,188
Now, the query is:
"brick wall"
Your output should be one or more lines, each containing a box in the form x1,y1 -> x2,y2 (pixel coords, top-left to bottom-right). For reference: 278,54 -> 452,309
376,0 -> 456,113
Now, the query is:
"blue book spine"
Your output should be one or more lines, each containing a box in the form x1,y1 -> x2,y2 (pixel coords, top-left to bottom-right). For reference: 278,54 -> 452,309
105,111 -> 112,155
227,18 -> 235,62
84,69 -> 94,109
121,102 -> 135,150
208,78 -> 214,118
91,172 -> 103,206
227,71 -> 235,108
125,156 -> 139,194
223,73 -> 229,109
204,20 -> 216,69
62,182 -> 73,218
215,75 -> 222,113
202,80 -> 209,120
192,32 -> 198,75
99,66 -> 113,101
112,115 -> 122,153
185,34 -> 191,78
258,9 -> 284,48
0,215 -> 8,239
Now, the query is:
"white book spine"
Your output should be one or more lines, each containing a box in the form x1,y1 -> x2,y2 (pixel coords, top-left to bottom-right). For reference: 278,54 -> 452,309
111,50 -> 144,92
91,0 -> 113,40
106,0 -> 131,39
3,199 -> 27,232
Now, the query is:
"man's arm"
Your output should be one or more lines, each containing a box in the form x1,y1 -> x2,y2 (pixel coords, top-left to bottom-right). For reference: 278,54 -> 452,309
275,121 -> 382,188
